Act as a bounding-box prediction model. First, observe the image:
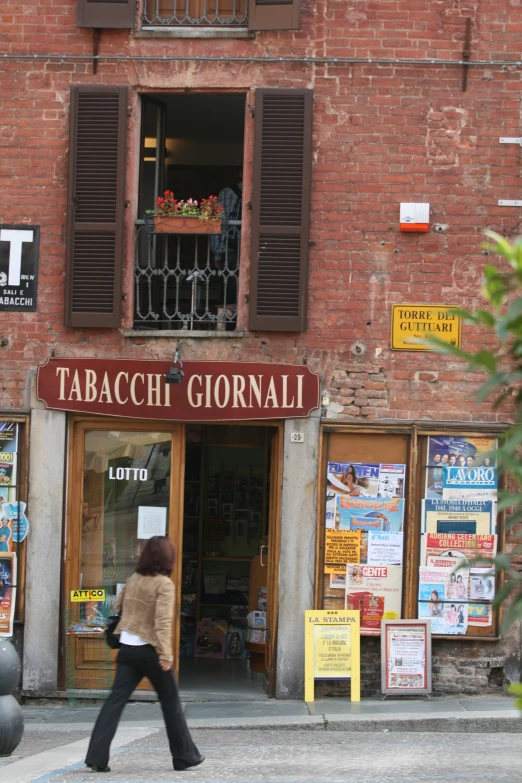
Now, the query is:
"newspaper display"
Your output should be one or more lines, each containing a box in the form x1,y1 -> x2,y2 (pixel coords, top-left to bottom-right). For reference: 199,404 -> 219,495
382,621 -> 431,693
0,552 -> 16,637
325,530 -> 360,577
420,436 -> 498,635
326,462 -> 406,529
337,496 -> 405,533
345,564 -> 402,634
422,499 -> 494,536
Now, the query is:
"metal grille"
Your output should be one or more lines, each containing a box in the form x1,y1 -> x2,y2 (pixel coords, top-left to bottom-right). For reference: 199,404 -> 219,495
142,0 -> 248,27
134,220 -> 240,331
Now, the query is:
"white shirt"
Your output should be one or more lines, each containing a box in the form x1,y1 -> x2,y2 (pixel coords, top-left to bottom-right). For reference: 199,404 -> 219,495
120,630 -> 147,646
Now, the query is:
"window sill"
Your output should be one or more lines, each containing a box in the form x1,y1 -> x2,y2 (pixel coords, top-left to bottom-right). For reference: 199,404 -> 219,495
122,329 -> 248,338
135,27 -> 254,39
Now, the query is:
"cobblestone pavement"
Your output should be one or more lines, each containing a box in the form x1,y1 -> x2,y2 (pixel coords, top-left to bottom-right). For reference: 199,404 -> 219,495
5,728 -> 522,783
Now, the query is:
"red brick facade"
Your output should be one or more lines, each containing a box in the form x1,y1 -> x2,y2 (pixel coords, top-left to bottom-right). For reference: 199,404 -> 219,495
0,0 -> 521,421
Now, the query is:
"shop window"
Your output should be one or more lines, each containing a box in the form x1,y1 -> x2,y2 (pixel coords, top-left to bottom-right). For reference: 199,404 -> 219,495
317,426 -> 503,641
0,418 -> 28,637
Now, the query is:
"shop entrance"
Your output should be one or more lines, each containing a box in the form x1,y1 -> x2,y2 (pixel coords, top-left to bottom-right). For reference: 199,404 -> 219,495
63,419 -> 281,699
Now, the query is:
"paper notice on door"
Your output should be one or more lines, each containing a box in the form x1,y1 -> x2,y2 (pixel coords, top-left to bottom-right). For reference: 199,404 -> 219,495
137,506 -> 167,539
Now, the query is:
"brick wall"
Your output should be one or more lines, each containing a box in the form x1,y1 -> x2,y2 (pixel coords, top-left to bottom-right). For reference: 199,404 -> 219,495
1,0 -> 521,692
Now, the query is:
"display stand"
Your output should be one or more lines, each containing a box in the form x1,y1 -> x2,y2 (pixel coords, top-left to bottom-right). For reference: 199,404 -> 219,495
381,619 -> 432,697
304,609 -> 360,702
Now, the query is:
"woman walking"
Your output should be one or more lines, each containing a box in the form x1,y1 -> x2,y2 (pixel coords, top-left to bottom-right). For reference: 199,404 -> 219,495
85,535 -> 204,773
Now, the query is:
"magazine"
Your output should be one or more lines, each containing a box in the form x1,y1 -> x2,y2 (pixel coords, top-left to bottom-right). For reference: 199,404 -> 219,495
345,564 -> 402,634
418,601 -> 468,635
326,461 -> 406,529
337,495 -> 405,533
422,499 -> 494,536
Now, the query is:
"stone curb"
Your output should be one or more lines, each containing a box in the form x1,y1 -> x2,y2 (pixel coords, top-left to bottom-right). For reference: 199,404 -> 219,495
23,710 -> 521,733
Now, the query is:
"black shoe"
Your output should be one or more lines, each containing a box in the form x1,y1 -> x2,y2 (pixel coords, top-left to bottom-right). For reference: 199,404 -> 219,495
174,755 -> 205,771
87,765 -> 111,773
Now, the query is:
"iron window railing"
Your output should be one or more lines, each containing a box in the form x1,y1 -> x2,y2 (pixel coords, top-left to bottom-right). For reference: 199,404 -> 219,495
142,0 -> 248,27
134,219 -> 240,331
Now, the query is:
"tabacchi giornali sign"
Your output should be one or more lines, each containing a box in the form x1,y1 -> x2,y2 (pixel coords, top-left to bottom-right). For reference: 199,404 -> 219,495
37,359 -> 320,421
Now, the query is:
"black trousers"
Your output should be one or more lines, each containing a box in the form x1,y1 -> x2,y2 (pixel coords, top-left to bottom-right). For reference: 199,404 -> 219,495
85,644 -> 201,770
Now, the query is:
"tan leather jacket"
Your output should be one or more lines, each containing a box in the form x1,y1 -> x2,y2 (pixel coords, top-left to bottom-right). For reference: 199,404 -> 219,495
115,572 -> 174,662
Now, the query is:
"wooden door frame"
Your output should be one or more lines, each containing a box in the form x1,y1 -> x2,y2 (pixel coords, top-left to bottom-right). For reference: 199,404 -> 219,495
62,415 -> 284,693
63,415 -> 186,684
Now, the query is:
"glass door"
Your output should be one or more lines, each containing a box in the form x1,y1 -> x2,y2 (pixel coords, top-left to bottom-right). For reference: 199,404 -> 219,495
65,421 -> 185,691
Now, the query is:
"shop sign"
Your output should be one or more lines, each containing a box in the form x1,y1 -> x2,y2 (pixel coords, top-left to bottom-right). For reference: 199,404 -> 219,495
381,619 -> 432,695
391,304 -> 461,351
304,610 -> 360,702
0,225 -> 40,312
70,589 -> 106,602
37,359 -> 320,421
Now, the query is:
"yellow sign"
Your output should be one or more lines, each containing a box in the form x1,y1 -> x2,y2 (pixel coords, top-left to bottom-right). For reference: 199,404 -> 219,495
391,305 -> 461,351
70,589 -> 106,603
324,530 -> 360,572
304,610 -> 360,703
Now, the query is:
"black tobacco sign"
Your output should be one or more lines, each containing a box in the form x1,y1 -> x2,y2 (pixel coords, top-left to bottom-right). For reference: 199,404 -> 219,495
0,225 -> 40,311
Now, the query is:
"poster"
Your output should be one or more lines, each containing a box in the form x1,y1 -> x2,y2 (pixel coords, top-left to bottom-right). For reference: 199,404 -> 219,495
313,624 -> 352,679
137,506 -> 167,539
326,461 -> 406,529
337,495 -> 405,532
0,552 -> 16,637
422,499 -> 494,535
418,601 -> 468,634
468,602 -> 493,627
427,436 -> 497,467
419,566 -> 470,603
470,569 -> 495,601
324,530 -> 360,574
0,422 -> 18,453
442,466 -> 498,501
367,531 -> 404,565
382,621 -> 431,693
345,564 -> 402,633
330,573 -> 347,589
420,532 -> 496,570
0,452 -> 15,488
1,501 -> 29,545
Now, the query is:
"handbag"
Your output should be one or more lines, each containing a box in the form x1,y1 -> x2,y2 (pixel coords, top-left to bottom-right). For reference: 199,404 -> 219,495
105,590 -> 124,649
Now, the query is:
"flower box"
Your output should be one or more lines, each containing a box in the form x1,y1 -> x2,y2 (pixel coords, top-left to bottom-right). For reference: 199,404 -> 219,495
154,216 -> 222,235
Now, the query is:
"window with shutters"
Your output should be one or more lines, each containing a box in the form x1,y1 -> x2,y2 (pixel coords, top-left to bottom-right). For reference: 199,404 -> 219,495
65,87 -> 127,329
134,93 -> 246,332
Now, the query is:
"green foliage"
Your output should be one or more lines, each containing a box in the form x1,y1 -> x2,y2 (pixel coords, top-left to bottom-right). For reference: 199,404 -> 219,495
508,682 -> 522,710
429,232 -> 522,637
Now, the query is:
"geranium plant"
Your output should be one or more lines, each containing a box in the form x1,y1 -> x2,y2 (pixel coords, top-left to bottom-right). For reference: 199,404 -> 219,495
148,191 -> 223,222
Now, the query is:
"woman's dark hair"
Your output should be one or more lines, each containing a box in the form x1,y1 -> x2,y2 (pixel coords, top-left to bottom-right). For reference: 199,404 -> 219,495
136,536 -> 175,577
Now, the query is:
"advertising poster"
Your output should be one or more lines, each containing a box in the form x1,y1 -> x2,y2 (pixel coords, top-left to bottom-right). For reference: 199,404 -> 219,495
367,531 -> 404,565
337,495 -> 405,533
0,422 -> 18,453
470,569 -> 495,601
1,501 -> 29,545
324,530 -> 361,574
468,602 -> 493,627
420,532 -> 497,569
418,601 -> 468,634
326,461 -> 406,529
0,452 -> 15,489
422,499 -> 494,535
383,621 -> 431,693
0,552 -> 16,637
425,436 -> 497,499
442,466 -> 498,501
313,624 -> 352,679
345,564 -> 402,634
419,566 -> 470,603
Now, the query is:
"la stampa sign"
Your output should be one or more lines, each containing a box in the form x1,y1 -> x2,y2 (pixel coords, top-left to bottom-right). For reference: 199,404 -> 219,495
37,359 -> 320,421
0,225 -> 40,311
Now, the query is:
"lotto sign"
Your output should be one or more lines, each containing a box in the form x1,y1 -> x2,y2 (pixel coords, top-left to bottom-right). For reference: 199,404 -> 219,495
70,589 -> 106,603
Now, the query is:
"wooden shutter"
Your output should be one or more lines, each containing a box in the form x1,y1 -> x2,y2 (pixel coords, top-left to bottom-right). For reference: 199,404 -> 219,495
77,0 -> 136,28
65,86 -> 127,328
249,88 -> 312,332
248,0 -> 300,31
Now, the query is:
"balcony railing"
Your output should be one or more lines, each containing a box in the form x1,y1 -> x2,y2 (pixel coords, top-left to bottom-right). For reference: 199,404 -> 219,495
142,0 -> 248,27
134,219 -> 240,331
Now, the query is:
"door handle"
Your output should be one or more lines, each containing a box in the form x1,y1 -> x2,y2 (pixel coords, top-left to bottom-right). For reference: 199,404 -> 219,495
260,544 -> 268,568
